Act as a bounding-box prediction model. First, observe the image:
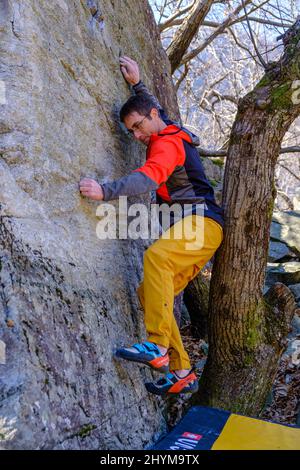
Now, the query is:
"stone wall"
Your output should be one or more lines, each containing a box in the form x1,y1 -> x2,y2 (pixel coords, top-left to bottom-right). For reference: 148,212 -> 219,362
0,0 -> 178,449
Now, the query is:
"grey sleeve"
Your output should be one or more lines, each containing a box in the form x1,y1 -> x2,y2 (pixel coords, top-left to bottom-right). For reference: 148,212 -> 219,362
132,81 -> 163,110
101,171 -> 158,201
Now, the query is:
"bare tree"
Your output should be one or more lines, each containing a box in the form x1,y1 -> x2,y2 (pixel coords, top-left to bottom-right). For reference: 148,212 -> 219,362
194,19 -> 300,414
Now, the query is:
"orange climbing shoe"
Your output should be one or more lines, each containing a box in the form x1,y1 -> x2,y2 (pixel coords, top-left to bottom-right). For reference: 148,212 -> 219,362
145,369 -> 198,396
115,341 -> 169,373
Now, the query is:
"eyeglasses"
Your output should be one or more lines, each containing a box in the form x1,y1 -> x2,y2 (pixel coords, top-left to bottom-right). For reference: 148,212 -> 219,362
127,114 -> 150,135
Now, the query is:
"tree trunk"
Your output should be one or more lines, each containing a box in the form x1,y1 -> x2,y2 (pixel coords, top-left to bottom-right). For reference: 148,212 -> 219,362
183,271 -> 210,340
167,0 -> 213,74
194,19 -> 300,415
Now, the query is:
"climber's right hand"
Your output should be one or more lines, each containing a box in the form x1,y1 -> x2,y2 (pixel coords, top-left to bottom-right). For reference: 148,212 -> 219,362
119,56 -> 140,86
79,178 -> 104,201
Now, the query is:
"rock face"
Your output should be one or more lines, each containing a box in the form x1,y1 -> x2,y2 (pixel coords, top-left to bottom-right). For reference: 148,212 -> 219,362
0,0 -> 178,449
271,211 -> 300,257
266,262 -> 300,286
266,211 -> 300,289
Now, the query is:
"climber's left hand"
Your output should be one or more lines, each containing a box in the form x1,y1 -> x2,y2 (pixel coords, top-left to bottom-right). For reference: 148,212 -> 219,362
119,56 -> 140,86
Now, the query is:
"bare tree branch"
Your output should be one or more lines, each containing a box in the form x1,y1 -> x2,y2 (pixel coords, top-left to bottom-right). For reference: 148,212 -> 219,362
175,63 -> 190,90
180,0 -> 253,67
158,0 -> 168,24
277,161 -> 300,181
158,1 -> 196,32
198,148 -> 227,156
198,145 -> 300,157
210,90 -> 239,105
241,0 -> 268,68
259,4 -> 294,23
228,26 -> 261,63
204,16 -> 292,28
279,146 -> 300,154
167,0 -> 214,73
162,16 -> 292,30
275,189 -> 294,210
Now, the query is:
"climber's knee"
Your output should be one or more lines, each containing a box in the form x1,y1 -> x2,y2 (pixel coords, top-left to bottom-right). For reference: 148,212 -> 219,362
144,242 -> 168,268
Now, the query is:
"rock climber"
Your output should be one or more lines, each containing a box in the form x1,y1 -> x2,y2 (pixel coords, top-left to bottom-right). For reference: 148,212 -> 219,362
79,56 -> 224,396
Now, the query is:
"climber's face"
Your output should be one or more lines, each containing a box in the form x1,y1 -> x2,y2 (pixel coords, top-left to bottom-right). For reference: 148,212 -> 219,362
124,108 -> 164,146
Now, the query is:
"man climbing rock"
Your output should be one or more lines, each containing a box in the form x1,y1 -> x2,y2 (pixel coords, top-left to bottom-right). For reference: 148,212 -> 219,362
79,57 -> 224,396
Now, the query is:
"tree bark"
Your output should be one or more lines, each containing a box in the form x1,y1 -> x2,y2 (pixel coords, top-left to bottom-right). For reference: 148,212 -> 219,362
184,272 -> 210,340
193,19 -> 300,416
167,0 -> 213,74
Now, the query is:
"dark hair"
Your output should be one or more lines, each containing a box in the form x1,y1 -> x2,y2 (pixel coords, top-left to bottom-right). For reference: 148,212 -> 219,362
119,94 -> 159,122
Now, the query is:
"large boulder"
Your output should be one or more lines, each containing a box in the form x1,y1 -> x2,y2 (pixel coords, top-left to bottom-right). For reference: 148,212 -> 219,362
288,284 -> 300,306
266,211 -> 300,287
0,0 -> 177,450
268,240 -> 293,262
201,157 -> 224,206
266,262 -> 300,286
271,211 -> 300,257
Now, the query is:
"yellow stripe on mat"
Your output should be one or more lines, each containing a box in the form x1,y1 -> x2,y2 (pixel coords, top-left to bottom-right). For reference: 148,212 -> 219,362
212,414 -> 300,450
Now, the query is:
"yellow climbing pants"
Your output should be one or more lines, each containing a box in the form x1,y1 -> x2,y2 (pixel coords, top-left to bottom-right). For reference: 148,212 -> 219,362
137,215 -> 223,370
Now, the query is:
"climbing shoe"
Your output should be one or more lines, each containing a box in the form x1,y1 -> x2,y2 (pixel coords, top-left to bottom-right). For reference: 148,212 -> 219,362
115,341 -> 169,373
145,369 -> 198,396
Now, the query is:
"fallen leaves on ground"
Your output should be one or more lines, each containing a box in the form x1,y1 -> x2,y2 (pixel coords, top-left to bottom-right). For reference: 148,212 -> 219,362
166,324 -> 300,429
261,346 -> 300,425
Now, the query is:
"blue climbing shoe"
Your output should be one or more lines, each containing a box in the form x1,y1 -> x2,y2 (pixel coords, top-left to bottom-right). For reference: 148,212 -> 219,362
115,341 -> 169,373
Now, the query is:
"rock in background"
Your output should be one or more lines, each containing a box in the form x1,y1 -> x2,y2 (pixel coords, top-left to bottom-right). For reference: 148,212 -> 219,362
0,0 -> 178,450
201,157 -> 224,206
266,211 -> 300,289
